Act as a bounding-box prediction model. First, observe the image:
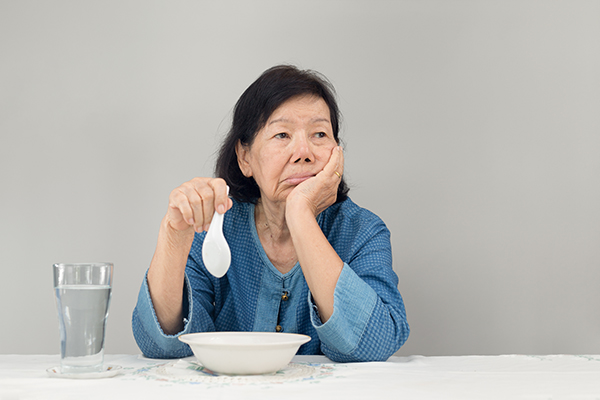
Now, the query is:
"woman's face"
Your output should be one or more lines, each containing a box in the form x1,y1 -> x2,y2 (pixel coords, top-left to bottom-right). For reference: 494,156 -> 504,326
236,95 -> 338,206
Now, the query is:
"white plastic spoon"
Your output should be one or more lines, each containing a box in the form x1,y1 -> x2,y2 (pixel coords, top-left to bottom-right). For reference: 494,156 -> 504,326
202,187 -> 231,278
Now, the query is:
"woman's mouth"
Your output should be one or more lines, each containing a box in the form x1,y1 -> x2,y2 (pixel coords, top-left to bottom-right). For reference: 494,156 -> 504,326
285,174 -> 315,185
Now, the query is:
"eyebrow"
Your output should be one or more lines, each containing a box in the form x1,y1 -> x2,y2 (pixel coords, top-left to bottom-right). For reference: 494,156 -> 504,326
268,117 -> 330,125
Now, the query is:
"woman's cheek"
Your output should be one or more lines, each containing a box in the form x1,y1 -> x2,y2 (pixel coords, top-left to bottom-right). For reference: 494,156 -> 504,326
320,145 -> 337,164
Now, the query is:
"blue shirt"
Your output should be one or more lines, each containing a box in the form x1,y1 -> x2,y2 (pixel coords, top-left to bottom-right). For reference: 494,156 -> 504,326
132,198 -> 409,362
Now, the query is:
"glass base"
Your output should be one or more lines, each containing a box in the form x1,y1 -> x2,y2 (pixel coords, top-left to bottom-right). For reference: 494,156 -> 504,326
60,364 -> 104,374
60,352 -> 104,374
47,365 -> 121,379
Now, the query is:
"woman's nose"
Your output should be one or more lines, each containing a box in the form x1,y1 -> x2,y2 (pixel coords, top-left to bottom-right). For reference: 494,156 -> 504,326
291,136 -> 314,163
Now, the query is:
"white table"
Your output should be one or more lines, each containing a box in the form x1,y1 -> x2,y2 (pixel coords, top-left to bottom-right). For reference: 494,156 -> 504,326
2,354 -> 600,399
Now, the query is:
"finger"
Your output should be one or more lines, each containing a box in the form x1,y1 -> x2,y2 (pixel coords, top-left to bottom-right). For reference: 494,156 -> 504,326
186,188 -> 206,232
168,189 -> 195,230
323,145 -> 344,179
335,145 -> 344,176
194,184 -> 215,232
207,178 -> 230,215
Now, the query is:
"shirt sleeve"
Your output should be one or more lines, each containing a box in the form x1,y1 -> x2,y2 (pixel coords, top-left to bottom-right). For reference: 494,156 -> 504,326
131,271 -> 194,358
309,210 -> 410,362
309,263 -> 378,352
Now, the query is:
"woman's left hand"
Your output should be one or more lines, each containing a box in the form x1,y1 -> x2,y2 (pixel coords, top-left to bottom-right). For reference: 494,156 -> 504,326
286,146 -> 344,217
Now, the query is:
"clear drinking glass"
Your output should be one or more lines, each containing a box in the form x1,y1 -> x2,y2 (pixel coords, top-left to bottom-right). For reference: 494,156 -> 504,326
53,262 -> 113,373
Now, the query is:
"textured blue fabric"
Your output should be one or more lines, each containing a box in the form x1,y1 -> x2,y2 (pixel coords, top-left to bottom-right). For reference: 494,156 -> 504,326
132,197 -> 409,362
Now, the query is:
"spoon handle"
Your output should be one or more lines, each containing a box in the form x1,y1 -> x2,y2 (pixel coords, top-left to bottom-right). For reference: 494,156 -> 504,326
208,209 -> 224,234
207,185 -> 229,232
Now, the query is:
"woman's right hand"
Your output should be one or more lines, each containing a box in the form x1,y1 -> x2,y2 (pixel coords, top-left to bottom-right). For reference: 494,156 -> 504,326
165,177 -> 232,233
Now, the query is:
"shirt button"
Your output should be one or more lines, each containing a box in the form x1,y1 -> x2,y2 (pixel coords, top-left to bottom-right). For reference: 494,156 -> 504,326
281,291 -> 289,301
275,325 -> 283,332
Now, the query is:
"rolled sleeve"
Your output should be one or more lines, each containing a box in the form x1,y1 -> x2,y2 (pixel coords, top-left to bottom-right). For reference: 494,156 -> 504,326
131,271 -> 194,358
309,263 -> 378,355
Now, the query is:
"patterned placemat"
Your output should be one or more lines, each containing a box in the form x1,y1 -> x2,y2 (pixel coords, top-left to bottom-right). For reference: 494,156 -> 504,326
127,359 -> 340,386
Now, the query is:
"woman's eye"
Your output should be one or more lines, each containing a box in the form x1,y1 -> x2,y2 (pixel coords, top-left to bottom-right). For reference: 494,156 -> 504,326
315,132 -> 326,138
274,132 -> 288,139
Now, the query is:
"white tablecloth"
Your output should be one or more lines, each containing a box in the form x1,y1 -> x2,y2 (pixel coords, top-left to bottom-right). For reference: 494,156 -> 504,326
1,354 -> 600,399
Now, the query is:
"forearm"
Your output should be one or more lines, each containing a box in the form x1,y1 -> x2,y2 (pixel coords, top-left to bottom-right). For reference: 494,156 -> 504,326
147,216 -> 195,334
286,207 -> 343,322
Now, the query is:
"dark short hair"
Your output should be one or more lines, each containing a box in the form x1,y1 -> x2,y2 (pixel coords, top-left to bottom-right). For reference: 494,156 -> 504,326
215,65 -> 349,204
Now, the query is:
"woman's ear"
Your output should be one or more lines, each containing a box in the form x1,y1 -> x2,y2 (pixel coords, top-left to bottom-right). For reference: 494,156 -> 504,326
235,140 -> 252,178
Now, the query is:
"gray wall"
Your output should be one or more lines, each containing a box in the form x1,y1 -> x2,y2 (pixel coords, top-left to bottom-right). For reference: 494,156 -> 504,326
1,0 -> 599,356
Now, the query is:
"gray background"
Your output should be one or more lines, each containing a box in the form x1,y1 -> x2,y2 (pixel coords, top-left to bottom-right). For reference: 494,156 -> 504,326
1,0 -> 599,356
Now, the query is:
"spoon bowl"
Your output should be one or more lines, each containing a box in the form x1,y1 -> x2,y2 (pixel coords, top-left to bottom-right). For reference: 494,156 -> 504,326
202,188 -> 231,277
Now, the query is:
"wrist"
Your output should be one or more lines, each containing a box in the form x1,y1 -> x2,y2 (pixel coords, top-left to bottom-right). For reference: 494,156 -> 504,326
285,202 -> 318,234
160,216 -> 195,249
286,192 -> 317,217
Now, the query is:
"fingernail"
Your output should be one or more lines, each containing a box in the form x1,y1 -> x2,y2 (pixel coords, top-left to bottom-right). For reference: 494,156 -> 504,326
217,204 -> 225,214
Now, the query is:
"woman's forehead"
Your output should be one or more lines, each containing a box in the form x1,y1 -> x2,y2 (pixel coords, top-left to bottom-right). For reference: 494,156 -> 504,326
266,96 -> 331,125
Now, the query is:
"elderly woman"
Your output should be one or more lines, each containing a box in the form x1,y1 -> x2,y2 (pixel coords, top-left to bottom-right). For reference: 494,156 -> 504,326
132,65 -> 409,362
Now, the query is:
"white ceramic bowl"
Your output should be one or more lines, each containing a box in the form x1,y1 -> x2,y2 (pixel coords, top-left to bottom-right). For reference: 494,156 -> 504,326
178,332 -> 311,375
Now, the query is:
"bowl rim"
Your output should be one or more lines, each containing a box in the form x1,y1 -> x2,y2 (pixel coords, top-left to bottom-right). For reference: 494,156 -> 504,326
178,331 -> 311,347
